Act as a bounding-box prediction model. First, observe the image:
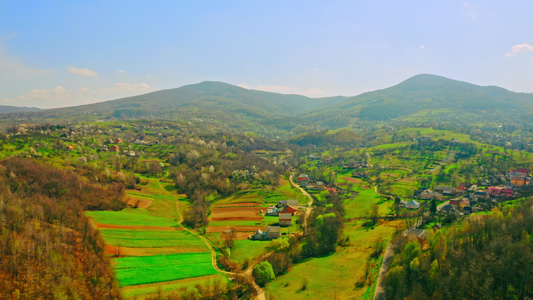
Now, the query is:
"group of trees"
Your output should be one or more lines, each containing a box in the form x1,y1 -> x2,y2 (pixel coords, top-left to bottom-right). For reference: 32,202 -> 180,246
384,200 -> 533,299
0,158 -> 125,299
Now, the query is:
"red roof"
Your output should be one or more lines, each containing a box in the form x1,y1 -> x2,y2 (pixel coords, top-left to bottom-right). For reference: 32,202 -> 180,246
449,200 -> 460,205
501,189 -> 513,194
456,186 -> 467,191
326,187 -> 338,193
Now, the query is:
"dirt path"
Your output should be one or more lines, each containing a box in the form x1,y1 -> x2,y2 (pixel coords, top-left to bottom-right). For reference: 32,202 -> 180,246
374,185 -> 394,200
165,181 -> 267,299
373,242 -> 394,300
289,173 -> 314,230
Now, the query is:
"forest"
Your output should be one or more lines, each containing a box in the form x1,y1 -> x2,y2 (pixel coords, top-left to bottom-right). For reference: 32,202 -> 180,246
384,200 -> 533,299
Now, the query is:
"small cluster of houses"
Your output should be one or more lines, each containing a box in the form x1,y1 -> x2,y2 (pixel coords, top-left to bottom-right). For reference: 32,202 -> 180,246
411,168 -> 531,215
296,174 -> 347,195
250,199 -> 300,241
265,199 -> 299,226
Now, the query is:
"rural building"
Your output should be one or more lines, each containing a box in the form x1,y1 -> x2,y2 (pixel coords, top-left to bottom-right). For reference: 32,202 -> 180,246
405,229 -> 428,241
277,199 -> 298,208
297,174 -> 309,183
279,213 -> 292,226
251,226 -> 281,240
501,189 -> 514,197
405,200 -> 420,209
265,205 -> 278,216
441,205 -> 456,213
115,138 -> 123,143
279,205 -> 298,215
418,189 -> 443,200
67,145 -> 75,151
110,145 -> 120,152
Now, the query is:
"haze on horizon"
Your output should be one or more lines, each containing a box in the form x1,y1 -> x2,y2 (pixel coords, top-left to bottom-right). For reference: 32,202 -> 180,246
1,1 -> 533,109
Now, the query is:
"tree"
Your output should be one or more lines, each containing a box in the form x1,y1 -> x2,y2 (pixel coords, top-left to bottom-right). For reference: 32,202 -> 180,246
430,198 -> 437,216
253,261 -> 275,287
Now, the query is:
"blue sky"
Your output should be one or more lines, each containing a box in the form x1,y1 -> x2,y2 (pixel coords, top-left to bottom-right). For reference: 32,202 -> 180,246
1,1 -> 533,108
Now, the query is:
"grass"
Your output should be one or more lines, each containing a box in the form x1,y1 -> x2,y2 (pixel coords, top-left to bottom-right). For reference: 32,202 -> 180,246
114,253 -> 217,286
264,220 -> 402,299
86,209 -> 179,227
230,239 -> 270,264
122,274 -> 228,298
99,229 -> 209,249
344,188 -> 390,219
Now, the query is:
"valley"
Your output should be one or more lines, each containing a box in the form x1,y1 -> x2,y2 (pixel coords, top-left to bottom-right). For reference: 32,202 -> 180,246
2,75 -> 533,299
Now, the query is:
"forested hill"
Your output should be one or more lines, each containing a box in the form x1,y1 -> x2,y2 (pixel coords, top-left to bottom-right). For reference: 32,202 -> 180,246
4,81 -> 346,122
301,74 -> 533,127
0,158 -> 125,298
0,105 -> 41,114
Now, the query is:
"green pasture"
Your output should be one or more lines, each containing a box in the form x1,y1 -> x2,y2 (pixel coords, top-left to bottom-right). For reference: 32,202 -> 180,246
122,274 -> 228,298
230,239 -> 270,264
114,253 -> 217,286
86,209 -> 178,227
99,229 -> 208,249
344,188 -> 390,219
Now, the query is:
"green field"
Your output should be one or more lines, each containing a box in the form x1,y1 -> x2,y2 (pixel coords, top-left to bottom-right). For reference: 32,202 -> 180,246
122,274 -> 229,298
86,209 -> 179,227
99,229 -> 209,249
114,253 -> 217,286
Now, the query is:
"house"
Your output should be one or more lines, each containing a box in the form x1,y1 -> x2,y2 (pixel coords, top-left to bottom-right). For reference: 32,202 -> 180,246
115,138 -> 123,143
460,200 -> 470,209
277,199 -> 299,208
325,187 -> 338,193
509,168 -> 529,176
265,205 -> 278,216
405,200 -> 420,209
433,223 -> 442,230
297,174 -> 309,183
405,229 -> 428,241
67,145 -> 75,151
449,200 -> 460,207
474,191 -> 489,199
110,145 -> 120,152
279,213 -> 292,226
463,206 -> 473,215
441,205 -> 456,213
279,205 -> 298,215
511,176 -> 527,187
352,172 -> 365,178
435,186 -> 455,195
487,186 -> 502,196
456,186 -> 467,194
251,226 -> 281,240
501,189 -> 514,197
419,189 -> 443,200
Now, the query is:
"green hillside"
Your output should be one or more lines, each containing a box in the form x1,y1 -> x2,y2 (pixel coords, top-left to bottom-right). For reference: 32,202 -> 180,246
302,74 -> 533,127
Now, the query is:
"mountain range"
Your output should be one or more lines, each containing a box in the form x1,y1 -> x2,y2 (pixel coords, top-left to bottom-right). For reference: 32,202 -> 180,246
3,74 -> 533,134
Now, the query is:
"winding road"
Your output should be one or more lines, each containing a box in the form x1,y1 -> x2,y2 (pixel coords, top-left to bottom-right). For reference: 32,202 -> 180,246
168,182 -> 267,299
289,173 -> 314,230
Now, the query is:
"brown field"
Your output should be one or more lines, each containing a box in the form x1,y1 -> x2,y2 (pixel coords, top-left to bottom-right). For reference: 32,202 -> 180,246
123,196 -> 152,208
106,245 -> 207,256
206,225 -> 265,233
212,202 -> 262,208
340,176 -> 365,184
208,206 -> 266,222
95,224 -> 183,231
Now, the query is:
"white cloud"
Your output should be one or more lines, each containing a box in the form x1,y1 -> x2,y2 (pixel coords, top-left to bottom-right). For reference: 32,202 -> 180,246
505,43 -> 533,57
16,82 -> 154,108
66,65 -> 99,77
117,70 -> 127,74
420,45 -> 425,50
